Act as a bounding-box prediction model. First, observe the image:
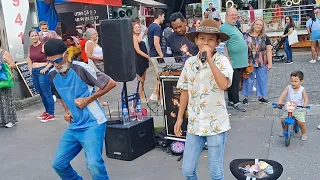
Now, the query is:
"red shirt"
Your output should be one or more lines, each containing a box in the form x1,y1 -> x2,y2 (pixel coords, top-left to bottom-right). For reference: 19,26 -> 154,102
79,39 -> 88,63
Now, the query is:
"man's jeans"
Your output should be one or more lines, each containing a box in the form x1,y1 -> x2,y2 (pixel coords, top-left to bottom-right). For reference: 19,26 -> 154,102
182,132 -> 227,180
32,67 -> 54,115
52,123 -> 109,180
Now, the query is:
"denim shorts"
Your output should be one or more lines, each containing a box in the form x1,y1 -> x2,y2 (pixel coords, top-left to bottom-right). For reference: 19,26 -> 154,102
310,30 -> 320,41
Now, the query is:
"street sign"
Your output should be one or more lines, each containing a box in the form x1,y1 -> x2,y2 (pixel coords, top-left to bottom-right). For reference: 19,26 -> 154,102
1,0 -> 32,62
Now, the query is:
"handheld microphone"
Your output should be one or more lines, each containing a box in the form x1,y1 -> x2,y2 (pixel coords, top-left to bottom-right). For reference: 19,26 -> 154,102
201,52 -> 207,63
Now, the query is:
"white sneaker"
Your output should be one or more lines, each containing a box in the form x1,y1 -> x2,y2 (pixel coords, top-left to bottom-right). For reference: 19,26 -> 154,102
149,93 -> 158,101
5,122 -> 15,128
317,125 -> 320,130
317,56 -> 320,61
253,86 -> 256,92
53,95 -> 57,103
309,59 -> 316,63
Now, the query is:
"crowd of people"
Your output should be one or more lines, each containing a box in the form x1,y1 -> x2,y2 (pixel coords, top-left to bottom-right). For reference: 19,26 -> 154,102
0,5 -> 319,180
0,19 -> 117,179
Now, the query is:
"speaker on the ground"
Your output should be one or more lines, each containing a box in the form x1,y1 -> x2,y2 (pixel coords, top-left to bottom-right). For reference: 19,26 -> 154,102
99,19 -> 136,82
105,117 -> 156,161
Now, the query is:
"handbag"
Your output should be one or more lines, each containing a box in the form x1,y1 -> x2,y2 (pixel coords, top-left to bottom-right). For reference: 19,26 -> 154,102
0,50 -> 14,88
242,63 -> 254,79
288,30 -> 299,46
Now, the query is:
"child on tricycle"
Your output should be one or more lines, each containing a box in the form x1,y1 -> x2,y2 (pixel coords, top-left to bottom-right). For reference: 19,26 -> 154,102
276,70 -> 309,141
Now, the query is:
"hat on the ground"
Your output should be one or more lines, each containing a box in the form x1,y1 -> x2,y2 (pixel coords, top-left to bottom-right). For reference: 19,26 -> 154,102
208,12 -> 221,20
186,18 -> 229,43
44,39 -> 67,57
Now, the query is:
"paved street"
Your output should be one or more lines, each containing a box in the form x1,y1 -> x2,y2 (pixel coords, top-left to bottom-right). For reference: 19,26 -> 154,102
1,52 -> 320,180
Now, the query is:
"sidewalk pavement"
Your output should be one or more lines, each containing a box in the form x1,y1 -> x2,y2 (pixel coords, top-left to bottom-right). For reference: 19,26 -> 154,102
1,53 -> 320,180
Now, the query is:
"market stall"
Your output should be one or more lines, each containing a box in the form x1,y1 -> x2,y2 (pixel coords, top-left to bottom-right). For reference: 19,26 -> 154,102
122,0 -> 167,28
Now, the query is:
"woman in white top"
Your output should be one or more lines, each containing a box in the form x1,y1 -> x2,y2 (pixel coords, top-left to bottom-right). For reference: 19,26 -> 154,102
85,28 -> 108,106
85,28 -> 104,72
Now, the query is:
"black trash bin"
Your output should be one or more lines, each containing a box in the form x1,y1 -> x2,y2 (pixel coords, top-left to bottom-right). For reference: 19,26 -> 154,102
230,159 -> 283,180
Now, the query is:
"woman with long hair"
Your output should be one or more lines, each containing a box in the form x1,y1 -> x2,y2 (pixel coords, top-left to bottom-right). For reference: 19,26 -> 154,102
0,39 -> 17,128
282,16 -> 295,64
27,29 -> 55,122
242,19 -> 272,105
307,7 -> 320,63
132,20 -> 150,103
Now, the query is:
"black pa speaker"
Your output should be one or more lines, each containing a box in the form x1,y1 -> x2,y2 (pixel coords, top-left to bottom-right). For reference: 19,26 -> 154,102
100,19 -> 136,82
105,117 -> 156,161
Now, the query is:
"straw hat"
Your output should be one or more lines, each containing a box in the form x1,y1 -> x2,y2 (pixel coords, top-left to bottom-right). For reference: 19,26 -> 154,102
186,18 -> 230,43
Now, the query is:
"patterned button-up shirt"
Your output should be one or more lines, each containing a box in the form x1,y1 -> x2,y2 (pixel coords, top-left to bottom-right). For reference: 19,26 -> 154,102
177,52 -> 233,136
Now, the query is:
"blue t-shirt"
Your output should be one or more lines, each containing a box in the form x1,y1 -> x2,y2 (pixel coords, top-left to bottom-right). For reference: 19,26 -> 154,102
306,19 -> 320,31
215,42 -> 226,56
49,61 -> 110,130
147,23 -> 162,57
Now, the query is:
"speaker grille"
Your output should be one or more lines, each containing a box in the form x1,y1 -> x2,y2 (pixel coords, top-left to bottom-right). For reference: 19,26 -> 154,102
100,19 -> 136,82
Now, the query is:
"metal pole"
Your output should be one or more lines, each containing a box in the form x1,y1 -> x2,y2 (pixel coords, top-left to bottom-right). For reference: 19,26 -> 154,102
107,5 -> 110,19
123,82 -> 129,113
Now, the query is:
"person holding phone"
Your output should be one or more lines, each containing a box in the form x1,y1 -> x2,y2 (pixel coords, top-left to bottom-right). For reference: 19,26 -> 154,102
39,21 -> 59,43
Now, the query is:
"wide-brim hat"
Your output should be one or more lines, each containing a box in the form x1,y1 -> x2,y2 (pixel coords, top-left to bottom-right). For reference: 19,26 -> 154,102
186,18 -> 230,43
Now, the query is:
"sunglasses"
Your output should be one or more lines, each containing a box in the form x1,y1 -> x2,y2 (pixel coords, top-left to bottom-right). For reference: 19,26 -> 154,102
49,56 -> 64,64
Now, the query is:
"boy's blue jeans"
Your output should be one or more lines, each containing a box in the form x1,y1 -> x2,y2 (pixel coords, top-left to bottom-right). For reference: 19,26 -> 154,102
32,67 -> 54,115
52,123 -> 109,180
182,132 -> 227,180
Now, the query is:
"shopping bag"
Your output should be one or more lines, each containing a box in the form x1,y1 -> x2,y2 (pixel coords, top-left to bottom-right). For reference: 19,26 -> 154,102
0,63 -> 14,88
288,30 -> 299,46
0,64 -> 8,81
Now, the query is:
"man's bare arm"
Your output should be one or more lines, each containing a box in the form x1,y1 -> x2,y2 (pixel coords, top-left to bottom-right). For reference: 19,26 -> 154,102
154,36 -> 163,57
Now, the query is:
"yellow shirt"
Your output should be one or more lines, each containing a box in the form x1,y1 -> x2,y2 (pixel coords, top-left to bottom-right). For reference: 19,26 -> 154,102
176,52 -> 233,136
67,46 -> 81,62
